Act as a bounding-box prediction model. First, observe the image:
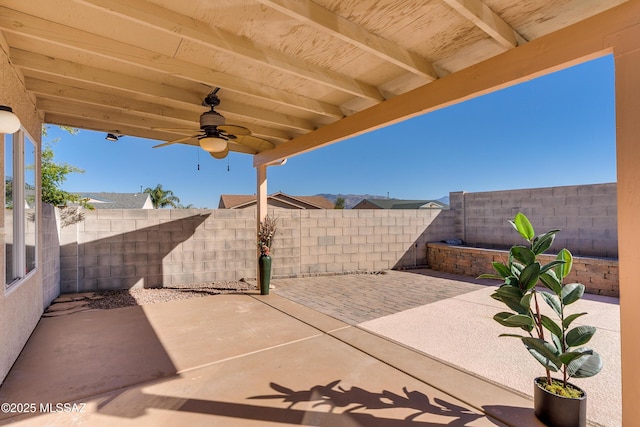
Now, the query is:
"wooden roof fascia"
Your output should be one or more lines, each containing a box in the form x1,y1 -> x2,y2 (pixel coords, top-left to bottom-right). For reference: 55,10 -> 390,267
0,6 -> 344,119
441,0 -> 527,49
254,0 -> 631,167
255,0 -> 439,81
73,0 -> 384,103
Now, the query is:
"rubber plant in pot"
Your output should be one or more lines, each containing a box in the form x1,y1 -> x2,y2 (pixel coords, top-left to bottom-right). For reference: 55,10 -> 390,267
479,213 -> 602,427
257,214 -> 278,295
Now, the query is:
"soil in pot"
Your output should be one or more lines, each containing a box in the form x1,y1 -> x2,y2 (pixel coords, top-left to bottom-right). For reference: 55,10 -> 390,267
534,377 -> 586,427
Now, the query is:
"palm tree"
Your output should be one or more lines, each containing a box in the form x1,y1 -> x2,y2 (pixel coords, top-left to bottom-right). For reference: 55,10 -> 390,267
143,184 -> 180,209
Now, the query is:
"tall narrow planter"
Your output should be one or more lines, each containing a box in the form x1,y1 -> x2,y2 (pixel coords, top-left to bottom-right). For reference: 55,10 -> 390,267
259,255 -> 272,295
534,378 -> 586,427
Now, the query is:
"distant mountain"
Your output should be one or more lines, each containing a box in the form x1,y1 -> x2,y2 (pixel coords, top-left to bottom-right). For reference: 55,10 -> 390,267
437,195 -> 450,205
316,193 -> 450,209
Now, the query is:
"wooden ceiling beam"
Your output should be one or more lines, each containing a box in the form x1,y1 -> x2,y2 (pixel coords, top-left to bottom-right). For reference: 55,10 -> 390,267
25,75 -> 315,133
13,49 -> 204,106
256,0 -> 439,81
73,0 -> 384,103
0,6 -> 344,118
254,0 -> 630,166
441,0 -> 527,48
26,77 -> 198,125
42,112 -> 258,155
36,96 -> 291,144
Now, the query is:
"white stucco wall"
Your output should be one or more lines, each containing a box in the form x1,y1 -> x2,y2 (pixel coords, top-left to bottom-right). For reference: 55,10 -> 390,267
0,46 -> 45,382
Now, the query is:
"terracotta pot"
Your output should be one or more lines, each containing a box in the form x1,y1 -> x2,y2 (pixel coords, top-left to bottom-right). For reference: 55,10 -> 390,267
534,377 -> 586,427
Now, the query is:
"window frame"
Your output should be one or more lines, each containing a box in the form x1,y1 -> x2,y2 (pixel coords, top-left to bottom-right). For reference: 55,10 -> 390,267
5,127 -> 38,293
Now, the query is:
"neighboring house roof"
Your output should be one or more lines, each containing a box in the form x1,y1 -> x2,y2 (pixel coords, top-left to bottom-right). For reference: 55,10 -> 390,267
77,192 -> 153,209
219,192 -> 334,209
352,198 -> 448,209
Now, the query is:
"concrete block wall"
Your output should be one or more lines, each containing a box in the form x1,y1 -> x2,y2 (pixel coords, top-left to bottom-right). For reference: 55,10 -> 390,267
41,203 -> 60,308
451,183 -> 617,258
60,208 -> 454,291
427,242 -> 619,297
293,208 -> 453,276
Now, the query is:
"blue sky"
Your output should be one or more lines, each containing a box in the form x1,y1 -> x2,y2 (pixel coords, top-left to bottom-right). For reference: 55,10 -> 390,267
45,55 -> 616,209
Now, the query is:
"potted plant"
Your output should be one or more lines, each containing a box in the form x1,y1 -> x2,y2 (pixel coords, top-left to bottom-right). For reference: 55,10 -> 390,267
257,214 -> 278,295
479,212 -> 602,427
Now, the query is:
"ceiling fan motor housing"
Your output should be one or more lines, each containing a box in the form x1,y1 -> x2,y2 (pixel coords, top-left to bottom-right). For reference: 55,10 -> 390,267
200,109 -> 225,129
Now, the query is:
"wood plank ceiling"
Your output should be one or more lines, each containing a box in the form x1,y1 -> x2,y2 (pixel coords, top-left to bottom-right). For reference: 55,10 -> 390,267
0,0 -> 627,157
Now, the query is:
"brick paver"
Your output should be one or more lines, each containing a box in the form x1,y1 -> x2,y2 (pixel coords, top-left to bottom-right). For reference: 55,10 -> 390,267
272,269 -> 494,324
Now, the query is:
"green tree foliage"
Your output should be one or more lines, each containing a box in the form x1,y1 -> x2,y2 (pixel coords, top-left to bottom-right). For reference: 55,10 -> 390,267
144,184 -> 180,209
40,144 -> 93,209
42,125 -> 78,137
334,197 -> 345,209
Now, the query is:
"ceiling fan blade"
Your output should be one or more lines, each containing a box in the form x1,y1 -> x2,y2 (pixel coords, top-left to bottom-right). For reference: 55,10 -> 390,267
234,134 -> 276,151
152,135 -> 199,148
209,144 -> 230,159
218,124 -> 250,136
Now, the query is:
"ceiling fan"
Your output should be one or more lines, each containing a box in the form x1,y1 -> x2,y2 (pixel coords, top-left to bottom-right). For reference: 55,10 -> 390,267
153,88 -> 275,159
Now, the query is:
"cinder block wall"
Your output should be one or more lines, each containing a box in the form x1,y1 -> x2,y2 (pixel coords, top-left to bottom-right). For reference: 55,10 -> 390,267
60,208 -> 453,292
450,183 -> 617,257
41,203 -> 60,308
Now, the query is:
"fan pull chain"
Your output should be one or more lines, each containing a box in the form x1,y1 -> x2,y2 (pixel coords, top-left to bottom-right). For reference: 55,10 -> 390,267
197,148 -> 200,171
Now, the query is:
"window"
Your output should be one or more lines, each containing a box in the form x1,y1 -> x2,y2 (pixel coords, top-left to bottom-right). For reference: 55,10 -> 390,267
5,129 -> 37,289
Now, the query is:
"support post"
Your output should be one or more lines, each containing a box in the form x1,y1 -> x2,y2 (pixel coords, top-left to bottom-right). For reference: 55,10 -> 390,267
613,22 -> 640,425
256,164 -> 267,284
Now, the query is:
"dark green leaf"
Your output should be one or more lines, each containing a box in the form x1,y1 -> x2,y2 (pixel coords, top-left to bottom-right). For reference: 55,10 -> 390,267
540,291 -> 562,317
478,274 -> 505,280
551,333 -> 563,353
561,283 -> 585,305
532,230 -> 559,255
540,260 -> 565,275
492,262 -> 512,278
511,246 -> 536,265
560,350 -> 592,366
495,286 -> 529,314
511,213 -> 535,241
567,348 -> 603,378
566,326 -> 596,347
540,271 -> 562,295
563,312 -> 587,329
520,293 -> 533,310
496,285 -> 524,300
494,312 -> 521,328
499,333 -> 525,338
541,315 -> 563,339
504,314 -> 535,328
522,337 -> 561,372
520,262 -> 541,290
555,249 -> 573,279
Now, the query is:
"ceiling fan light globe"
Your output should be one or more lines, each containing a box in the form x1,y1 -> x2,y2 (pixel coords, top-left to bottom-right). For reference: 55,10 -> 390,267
199,136 -> 227,153
0,106 -> 21,134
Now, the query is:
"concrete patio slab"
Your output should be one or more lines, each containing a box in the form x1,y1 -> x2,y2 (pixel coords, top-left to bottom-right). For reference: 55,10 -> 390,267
0,292 -> 543,426
271,269 -> 620,427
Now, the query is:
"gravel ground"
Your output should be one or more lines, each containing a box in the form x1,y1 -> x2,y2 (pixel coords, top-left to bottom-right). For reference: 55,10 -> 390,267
87,281 -> 257,310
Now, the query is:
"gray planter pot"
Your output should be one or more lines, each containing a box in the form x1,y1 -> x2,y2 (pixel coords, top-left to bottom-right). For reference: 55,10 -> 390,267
534,377 -> 586,427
